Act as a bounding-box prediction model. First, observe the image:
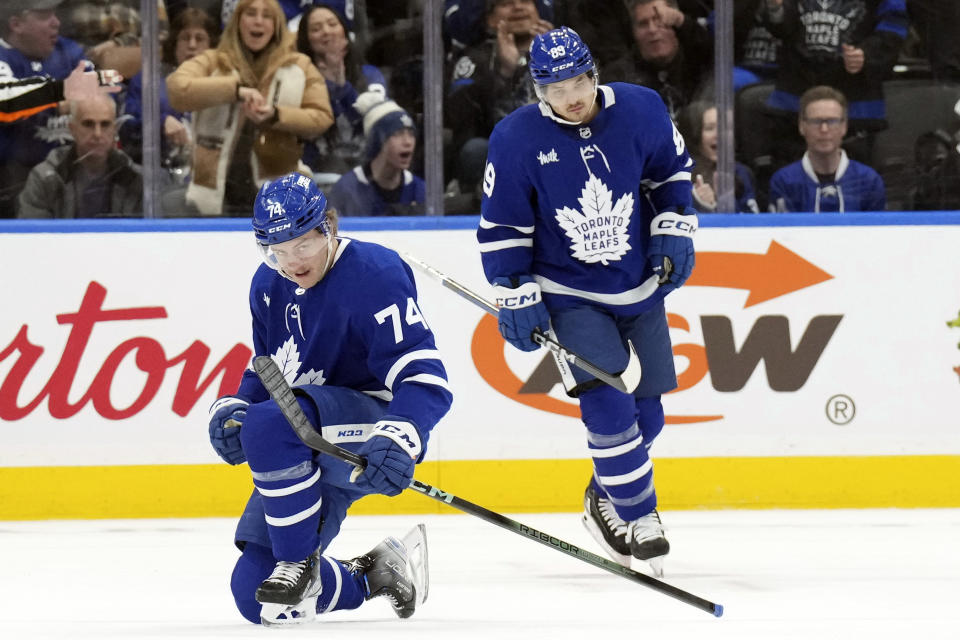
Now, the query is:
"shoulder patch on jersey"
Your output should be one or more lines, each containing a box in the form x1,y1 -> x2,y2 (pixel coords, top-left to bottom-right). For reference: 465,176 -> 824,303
453,55 -> 476,80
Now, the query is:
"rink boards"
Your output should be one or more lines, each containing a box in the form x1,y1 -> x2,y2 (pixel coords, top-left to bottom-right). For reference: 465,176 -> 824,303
1,214 -> 959,519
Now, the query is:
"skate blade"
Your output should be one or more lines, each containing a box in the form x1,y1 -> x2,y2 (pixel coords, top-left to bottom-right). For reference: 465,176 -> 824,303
401,523 -> 430,607
260,596 -> 317,627
646,557 -> 664,579
580,513 -> 632,567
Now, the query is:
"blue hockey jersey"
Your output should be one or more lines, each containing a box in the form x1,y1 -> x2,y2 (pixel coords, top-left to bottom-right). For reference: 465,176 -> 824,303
0,37 -> 85,166
768,150 -> 886,212
234,238 -> 452,450
329,165 -> 426,216
478,83 -> 693,315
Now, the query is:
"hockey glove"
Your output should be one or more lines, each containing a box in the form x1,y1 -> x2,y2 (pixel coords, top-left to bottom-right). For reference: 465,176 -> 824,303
492,275 -> 550,352
647,210 -> 697,293
352,417 -> 421,497
208,396 -> 248,465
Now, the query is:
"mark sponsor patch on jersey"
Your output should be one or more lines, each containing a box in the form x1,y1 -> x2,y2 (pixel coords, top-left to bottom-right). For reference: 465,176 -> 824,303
537,148 -> 559,165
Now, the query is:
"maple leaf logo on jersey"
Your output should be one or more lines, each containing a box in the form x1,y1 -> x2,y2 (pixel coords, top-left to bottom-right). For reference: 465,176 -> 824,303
272,336 -> 303,385
293,368 -> 326,386
555,174 -> 633,265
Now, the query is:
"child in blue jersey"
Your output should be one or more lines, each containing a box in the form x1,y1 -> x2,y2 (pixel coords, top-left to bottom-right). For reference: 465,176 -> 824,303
207,172 -> 452,626
769,85 -> 886,212
328,92 -> 426,216
477,27 -> 697,577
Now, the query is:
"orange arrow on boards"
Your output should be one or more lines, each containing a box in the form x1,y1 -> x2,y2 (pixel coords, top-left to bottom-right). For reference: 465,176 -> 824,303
686,240 -> 833,307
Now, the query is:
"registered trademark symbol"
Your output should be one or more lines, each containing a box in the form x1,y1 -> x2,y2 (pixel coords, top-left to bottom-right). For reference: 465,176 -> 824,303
825,394 -> 855,425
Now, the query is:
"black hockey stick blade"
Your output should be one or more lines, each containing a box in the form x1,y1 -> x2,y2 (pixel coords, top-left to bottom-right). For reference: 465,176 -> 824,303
252,356 -> 366,473
253,355 -> 722,618
401,253 -> 642,393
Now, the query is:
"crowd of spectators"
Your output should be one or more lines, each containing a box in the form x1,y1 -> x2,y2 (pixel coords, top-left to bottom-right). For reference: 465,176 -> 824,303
0,0 -> 958,218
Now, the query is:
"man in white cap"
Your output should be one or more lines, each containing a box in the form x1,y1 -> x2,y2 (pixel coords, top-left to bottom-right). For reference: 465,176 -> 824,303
327,91 -> 426,216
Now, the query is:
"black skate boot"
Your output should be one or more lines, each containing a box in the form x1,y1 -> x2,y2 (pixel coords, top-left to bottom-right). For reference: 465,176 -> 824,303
581,482 -> 632,567
628,509 -> 670,577
255,548 -> 323,607
346,524 -> 428,619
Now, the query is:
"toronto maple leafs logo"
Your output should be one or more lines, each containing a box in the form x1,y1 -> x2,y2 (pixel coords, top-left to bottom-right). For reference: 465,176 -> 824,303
799,0 -> 865,53
271,336 -> 327,387
555,174 -> 633,265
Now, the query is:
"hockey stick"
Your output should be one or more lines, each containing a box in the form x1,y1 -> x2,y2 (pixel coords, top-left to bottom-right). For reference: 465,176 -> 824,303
400,253 -> 642,394
253,356 -> 723,618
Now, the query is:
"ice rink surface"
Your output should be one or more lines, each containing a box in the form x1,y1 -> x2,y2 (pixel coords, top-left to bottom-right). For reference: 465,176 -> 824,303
2,508 -> 958,639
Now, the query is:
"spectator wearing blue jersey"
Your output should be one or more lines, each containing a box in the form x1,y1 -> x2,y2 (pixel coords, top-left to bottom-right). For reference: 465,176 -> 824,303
328,92 -> 425,216
478,27 -> 697,578
769,85 -> 886,212
758,0 -> 908,169
296,3 -> 386,176
730,0 -> 781,89
208,173 -> 450,625
0,0 -> 86,217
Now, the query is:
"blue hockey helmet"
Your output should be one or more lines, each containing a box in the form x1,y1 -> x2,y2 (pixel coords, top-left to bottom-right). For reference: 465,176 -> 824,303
528,26 -> 595,86
252,173 -> 330,246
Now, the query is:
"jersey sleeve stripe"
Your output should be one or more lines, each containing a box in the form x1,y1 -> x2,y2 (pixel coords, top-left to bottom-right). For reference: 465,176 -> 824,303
384,349 -> 444,390
479,216 -> 536,234
535,274 -> 661,306
641,170 -> 692,191
398,372 -> 452,393
479,238 -> 534,253
0,102 -> 57,122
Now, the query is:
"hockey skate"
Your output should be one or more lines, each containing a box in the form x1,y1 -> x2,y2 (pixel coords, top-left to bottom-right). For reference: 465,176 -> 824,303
628,509 -> 670,578
581,483 -> 632,567
257,548 -> 323,626
346,523 -> 429,619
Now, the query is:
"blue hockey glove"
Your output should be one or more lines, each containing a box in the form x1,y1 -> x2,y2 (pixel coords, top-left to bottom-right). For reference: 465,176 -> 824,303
492,275 -> 550,352
208,396 -> 248,465
647,210 -> 697,293
352,418 -> 421,497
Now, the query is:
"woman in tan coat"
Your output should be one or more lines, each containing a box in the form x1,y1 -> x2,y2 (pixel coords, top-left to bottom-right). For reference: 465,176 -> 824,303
167,0 -> 333,215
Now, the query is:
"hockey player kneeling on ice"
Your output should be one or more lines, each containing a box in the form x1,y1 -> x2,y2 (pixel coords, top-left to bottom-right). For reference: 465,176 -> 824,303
207,172 -> 451,625
477,27 -> 698,578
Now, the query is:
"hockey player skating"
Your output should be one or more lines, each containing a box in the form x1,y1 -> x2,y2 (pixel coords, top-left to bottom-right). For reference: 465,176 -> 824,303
207,172 -> 451,625
477,27 -> 697,577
